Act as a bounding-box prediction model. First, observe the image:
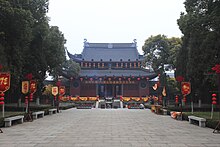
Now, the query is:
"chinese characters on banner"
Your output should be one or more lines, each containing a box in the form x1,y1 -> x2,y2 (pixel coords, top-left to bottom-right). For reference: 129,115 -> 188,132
30,80 -> 37,94
181,82 -> 191,96
52,86 -> 58,96
22,81 -> 29,94
22,80 -> 37,94
0,73 -> 10,92
59,86 -> 65,96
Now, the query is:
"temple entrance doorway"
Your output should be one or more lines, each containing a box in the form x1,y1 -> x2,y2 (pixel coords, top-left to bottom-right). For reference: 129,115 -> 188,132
97,84 -> 122,98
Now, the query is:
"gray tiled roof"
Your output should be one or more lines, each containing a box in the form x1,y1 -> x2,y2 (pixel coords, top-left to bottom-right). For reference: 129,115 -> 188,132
81,43 -> 140,61
79,69 -> 156,78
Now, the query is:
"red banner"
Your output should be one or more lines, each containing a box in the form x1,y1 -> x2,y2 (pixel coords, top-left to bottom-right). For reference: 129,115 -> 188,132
59,86 -> 65,96
0,72 -> 10,92
181,82 -> 191,95
30,80 -> 37,94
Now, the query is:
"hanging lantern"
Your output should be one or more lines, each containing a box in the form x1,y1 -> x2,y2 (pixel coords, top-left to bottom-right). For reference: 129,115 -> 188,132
25,96 -> 29,104
29,93 -> 33,101
120,96 -> 123,101
89,78 -> 93,81
212,93 -> 217,105
137,77 -> 140,81
119,77 -> 121,81
0,92 -> 4,105
175,95 -> 179,103
128,78 -> 131,81
80,77 -> 83,81
183,96 -> 186,103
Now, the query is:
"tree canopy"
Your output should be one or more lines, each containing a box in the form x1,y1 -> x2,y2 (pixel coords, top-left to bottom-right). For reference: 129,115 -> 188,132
0,0 -> 79,102
177,0 -> 220,101
142,34 -> 182,74
142,35 -> 182,97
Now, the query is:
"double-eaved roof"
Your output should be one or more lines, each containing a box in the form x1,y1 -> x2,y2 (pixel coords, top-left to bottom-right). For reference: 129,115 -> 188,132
68,40 -> 144,62
67,40 -> 156,79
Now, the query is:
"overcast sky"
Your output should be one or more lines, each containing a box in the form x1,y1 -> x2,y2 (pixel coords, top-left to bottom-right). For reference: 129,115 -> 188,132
47,0 -> 185,55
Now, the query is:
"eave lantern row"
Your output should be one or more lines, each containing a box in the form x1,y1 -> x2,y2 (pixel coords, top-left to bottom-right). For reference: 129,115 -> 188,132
77,76 -> 150,81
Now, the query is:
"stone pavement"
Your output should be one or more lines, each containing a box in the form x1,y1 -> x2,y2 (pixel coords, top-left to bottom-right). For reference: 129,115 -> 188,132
0,108 -> 220,147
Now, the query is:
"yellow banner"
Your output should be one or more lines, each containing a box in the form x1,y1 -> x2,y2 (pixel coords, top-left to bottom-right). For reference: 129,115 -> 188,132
22,81 -> 29,94
52,86 -> 58,96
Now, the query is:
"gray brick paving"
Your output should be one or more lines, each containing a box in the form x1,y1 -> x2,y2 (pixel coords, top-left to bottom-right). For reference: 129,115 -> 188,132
0,108 -> 219,147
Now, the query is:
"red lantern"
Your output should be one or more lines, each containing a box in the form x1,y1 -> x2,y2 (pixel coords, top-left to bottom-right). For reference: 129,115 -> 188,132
183,96 -> 186,103
212,64 -> 220,74
80,77 -> 83,81
212,93 -> 217,105
25,96 -> 28,104
128,78 -> 131,81
29,93 -> 33,101
0,92 -> 4,105
137,77 -> 140,81
212,101 -> 217,105
175,95 -> 179,103
0,93 -> 4,97
120,96 -> 123,101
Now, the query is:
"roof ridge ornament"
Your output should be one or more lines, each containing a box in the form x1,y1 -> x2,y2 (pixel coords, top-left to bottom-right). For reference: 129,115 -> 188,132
132,39 -> 137,47
84,38 -> 89,47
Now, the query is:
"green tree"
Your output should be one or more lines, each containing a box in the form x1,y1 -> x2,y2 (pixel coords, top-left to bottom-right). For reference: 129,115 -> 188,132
0,0 -> 34,101
61,60 -> 81,79
177,0 -> 220,103
142,35 -> 182,101
142,35 -> 182,84
0,0 -> 71,103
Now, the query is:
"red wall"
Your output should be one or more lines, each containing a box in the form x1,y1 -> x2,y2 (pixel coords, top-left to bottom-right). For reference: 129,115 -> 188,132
70,80 -> 80,96
70,81 -> 150,97
123,84 -> 139,97
139,81 -> 149,97
80,83 -> 96,96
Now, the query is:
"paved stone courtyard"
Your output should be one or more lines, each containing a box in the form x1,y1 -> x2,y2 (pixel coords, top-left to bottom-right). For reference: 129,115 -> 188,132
0,108 -> 220,147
